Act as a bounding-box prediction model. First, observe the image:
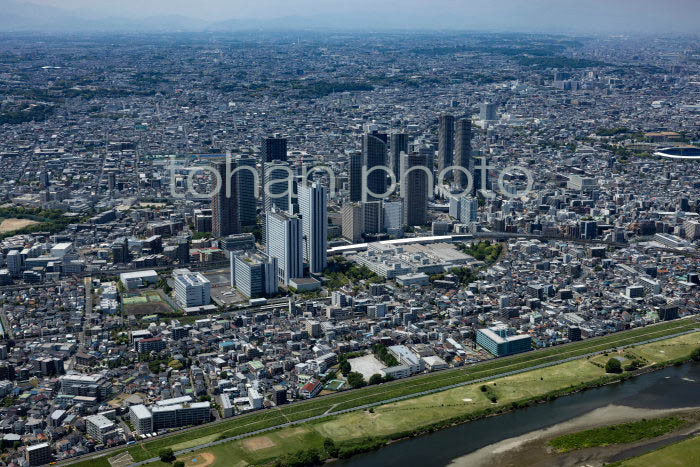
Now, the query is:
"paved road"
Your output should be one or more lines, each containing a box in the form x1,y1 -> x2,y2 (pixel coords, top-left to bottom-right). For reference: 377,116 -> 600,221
0,307 -> 11,339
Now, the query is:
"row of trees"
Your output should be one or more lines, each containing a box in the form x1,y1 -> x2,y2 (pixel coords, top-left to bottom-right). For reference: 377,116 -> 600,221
373,344 -> 399,367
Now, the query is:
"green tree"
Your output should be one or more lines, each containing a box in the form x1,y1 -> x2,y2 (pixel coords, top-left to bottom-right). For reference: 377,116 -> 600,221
168,359 -> 183,370
174,462 -> 185,467
339,360 -> 351,376
605,358 -> 622,374
691,347 -> 700,362
323,437 -> 339,458
159,448 -> 175,463
346,372 -> 367,388
369,373 -> 384,385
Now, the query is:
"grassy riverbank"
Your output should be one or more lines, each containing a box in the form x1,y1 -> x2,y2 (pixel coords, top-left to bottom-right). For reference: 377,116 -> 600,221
116,331 -> 700,467
616,433 -> 700,466
549,416 -> 689,452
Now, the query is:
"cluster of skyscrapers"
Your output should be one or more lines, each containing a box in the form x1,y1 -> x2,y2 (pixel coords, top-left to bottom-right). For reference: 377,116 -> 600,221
212,137 -> 329,294
212,119 -> 484,295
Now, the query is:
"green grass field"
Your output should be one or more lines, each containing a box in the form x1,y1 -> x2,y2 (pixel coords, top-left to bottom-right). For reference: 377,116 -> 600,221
123,296 -> 148,305
65,318 -> 700,467
315,357 -> 606,440
549,416 -> 688,452
618,434 -> 700,466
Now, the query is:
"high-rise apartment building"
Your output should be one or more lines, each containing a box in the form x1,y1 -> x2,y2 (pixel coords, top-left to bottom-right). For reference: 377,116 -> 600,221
231,252 -> 278,298
454,117 -> 472,190
6,250 -> 21,277
211,159 -> 240,237
342,203 -> 364,243
459,196 -> 479,223
401,152 -> 429,226
480,102 -> 497,121
299,182 -> 328,274
349,151 -> 363,202
236,155 -> 258,227
438,114 -> 455,177
389,132 -> 408,182
362,132 -> 388,201
263,160 -> 291,214
383,200 -> 403,235
266,210 -> 303,286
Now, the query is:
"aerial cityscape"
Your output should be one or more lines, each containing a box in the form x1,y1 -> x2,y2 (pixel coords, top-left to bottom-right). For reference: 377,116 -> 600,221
0,1 -> 699,467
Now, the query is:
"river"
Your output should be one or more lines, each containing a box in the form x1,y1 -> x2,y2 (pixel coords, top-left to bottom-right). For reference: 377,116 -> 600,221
336,363 -> 700,467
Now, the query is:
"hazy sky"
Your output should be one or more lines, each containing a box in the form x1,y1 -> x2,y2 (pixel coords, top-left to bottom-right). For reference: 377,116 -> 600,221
27,0 -> 700,33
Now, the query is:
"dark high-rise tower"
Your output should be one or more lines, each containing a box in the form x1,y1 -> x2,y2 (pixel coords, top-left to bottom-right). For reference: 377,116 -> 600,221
211,159 -> 241,237
455,117 -> 472,190
362,132 -> 387,201
390,132 -> 408,183
262,137 -> 288,163
401,152 -> 429,227
349,152 -> 363,202
176,236 -> 190,264
438,114 -> 455,178
236,155 -> 258,227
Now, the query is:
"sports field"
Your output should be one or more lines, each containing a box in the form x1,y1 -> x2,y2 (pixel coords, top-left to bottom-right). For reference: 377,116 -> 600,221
123,290 -> 173,315
0,218 -> 39,233
66,318 -> 700,467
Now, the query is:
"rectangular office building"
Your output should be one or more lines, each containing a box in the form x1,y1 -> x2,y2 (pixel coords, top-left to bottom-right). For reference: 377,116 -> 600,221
173,269 -> 211,308
476,325 -> 532,357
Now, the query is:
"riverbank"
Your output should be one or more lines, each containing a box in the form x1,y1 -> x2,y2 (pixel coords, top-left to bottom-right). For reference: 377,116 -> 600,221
616,432 -> 700,466
64,318 -> 699,467
448,406 -> 700,467
128,331 -> 700,467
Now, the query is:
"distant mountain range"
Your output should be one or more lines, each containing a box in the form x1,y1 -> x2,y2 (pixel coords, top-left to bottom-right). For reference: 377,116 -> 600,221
0,0 -> 463,33
0,0 -> 364,33
1,0 -> 697,34
0,1 -> 211,32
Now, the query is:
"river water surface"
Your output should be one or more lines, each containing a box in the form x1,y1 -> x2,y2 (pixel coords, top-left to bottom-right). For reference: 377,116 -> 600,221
336,363 -> 700,467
